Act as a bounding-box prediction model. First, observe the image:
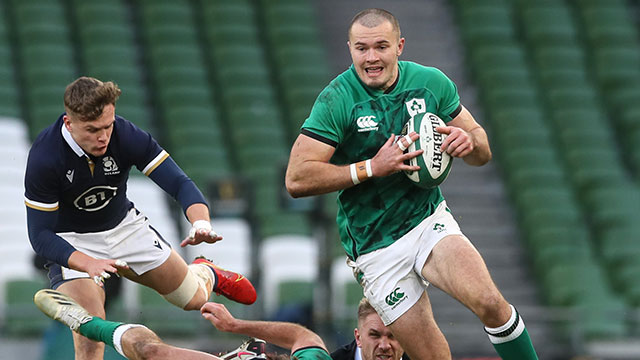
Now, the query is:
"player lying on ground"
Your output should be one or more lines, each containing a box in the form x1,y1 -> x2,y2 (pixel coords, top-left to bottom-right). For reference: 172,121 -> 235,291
35,289 -> 329,360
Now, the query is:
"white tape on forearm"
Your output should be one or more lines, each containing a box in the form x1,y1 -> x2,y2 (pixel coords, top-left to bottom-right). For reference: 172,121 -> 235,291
365,159 -> 373,178
350,163 -> 360,185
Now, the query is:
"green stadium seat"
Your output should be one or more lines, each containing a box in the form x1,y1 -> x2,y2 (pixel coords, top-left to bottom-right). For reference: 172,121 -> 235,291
149,45 -> 205,69
157,86 -> 212,109
514,188 -> 576,214
477,68 -> 535,90
4,278 -> 50,336
277,281 -> 314,307
136,286 -> 199,336
584,23 -> 638,47
521,4 -> 579,45
140,2 -> 194,26
538,68 -> 591,90
258,212 -> 311,238
79,24 -> 135,47
470,45 -> 528,72
145,25 -> 198,47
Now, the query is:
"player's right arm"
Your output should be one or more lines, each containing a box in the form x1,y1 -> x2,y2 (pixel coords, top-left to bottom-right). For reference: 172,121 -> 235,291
202,302 -> 327,354
285,132 -> 421,198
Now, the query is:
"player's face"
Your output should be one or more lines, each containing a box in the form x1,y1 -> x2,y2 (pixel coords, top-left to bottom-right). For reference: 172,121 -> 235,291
355,312 -> 404,360
64,104 -> 116,157
348,21 -> 404,91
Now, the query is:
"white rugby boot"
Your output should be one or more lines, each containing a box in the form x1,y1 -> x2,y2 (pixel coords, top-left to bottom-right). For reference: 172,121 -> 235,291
34,289 -> 93,331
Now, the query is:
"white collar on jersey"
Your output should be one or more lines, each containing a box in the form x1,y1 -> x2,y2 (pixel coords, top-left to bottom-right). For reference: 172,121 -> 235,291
61,122 -> 88,158
355,346 -> 363,360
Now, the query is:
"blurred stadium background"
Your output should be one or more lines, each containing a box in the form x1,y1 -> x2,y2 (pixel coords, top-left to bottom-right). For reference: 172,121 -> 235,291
1,0 -> 640,359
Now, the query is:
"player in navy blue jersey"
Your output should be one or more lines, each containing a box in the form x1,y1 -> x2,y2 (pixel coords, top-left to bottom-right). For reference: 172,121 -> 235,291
24,76 -> 256,360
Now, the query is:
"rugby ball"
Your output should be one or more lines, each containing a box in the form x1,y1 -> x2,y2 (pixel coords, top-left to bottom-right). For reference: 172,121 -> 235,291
401,112 -> 452,188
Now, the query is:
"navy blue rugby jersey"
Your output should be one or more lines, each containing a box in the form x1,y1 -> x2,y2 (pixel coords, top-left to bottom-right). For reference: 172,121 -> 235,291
24,113 -> 208,266
25,114 -> 168,232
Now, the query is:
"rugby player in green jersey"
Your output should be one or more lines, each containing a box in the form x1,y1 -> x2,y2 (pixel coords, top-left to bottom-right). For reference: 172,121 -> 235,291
285,8 -> 538,360
35,288 -> 330,360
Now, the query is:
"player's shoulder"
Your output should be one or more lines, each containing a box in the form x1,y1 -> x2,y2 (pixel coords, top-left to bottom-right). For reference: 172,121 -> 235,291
400,61 -> 449,80
111,115 -> 151,141
321,68 -> 355,96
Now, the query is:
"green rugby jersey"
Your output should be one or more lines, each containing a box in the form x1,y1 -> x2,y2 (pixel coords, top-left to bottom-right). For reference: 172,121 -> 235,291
301,61 -> 462,259
291,347 -> 332,360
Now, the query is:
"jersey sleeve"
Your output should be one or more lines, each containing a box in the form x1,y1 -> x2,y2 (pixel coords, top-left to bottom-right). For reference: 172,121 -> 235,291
24,147 -> 77,267
117,120 -> 168,174
301,84 -> 349,146
147,156 -> 209,214
292,347 -> 332,360
118,118 -> 208,214
424,67 -> 461,122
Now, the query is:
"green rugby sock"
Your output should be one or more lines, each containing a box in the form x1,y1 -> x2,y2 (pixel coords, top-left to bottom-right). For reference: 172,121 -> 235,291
77,317 -> 124,348
485,305 -> 539,360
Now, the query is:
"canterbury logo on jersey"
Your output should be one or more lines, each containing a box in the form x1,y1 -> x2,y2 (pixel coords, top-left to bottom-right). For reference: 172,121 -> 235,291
356,115 -> 378,132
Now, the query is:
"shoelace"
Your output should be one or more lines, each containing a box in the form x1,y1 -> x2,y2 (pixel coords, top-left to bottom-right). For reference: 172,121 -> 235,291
59,307 -> 92,331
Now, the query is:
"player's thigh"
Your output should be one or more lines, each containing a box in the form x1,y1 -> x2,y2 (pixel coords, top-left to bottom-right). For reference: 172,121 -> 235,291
387,292 -> 451,360
421,235 -> 504,311
57,278 -> 106,317
121,249 -> 189,295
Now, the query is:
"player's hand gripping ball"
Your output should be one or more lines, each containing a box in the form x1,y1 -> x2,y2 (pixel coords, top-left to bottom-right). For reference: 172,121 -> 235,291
401,112 -> 452,188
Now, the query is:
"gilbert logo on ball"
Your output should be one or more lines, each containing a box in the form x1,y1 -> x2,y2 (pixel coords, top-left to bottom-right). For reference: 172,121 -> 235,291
401,112 -> 452,188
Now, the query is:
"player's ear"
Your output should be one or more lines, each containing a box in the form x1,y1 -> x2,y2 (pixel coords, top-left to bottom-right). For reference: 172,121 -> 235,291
354,328 -> 362,347
62,115 -> 72,131
397,38 -> 405,56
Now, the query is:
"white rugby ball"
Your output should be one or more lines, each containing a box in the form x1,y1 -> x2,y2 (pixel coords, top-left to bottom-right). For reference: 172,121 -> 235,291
402,112 -> 452,188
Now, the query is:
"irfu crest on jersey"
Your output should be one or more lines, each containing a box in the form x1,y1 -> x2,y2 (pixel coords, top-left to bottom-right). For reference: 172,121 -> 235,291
405,98 -> 426,118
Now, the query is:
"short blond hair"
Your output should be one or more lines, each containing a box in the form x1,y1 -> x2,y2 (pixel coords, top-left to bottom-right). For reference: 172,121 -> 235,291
356,297 -> 377,326
64,76 -> 121,121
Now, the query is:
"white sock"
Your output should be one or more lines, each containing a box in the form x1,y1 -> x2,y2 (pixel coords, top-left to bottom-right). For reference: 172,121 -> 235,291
484,304 -> 525,344
113,324 -> 147,357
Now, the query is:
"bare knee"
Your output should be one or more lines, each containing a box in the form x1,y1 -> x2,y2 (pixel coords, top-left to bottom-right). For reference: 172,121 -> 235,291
471,292 -> 510,327
129,341 -> 165,360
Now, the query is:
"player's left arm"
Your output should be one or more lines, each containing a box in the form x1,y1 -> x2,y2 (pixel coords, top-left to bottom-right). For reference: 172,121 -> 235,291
125,120 -> 221,245
146,156 -> 222,246
436,105 -> 491,166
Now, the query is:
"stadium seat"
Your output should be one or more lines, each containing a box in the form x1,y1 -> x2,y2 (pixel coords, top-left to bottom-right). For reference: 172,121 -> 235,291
3,278 -> 50,336
136,286 -> 200,336
259,235 -> 318,316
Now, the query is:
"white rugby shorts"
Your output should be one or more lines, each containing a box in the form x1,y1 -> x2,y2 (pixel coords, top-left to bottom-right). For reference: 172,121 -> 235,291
349,200 -> 464,325
57,207 -> 173,282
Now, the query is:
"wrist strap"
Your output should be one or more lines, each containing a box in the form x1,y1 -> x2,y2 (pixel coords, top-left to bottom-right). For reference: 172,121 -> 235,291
350,160 -> 372,185
350,163 -> 360,185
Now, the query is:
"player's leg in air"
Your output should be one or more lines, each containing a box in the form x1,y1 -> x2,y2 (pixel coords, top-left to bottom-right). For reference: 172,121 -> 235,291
34,289 -> 265,360
52,211 -> 256,360
419,235 -> 537,359
101,209 -> 256,311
